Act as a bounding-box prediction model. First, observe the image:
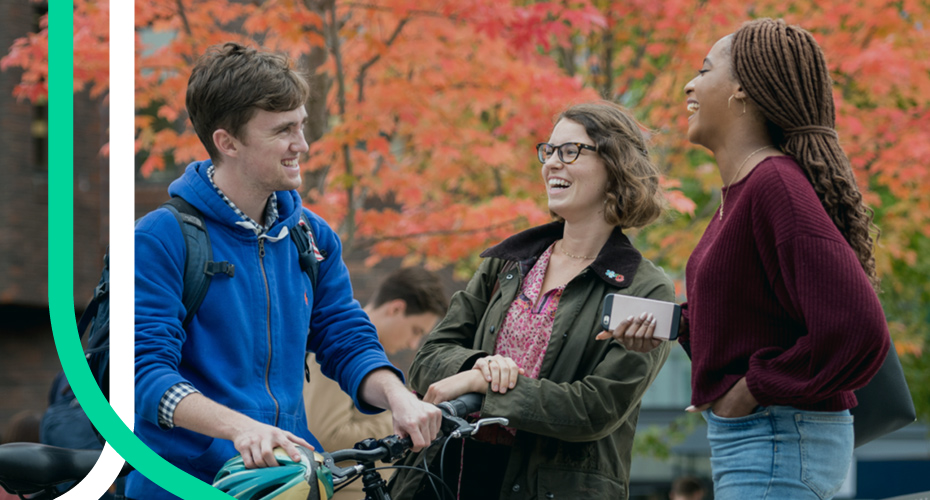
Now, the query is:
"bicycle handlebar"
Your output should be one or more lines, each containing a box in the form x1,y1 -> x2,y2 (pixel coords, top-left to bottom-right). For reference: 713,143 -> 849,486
434,392 -> 482,419
321,392 -> 505,484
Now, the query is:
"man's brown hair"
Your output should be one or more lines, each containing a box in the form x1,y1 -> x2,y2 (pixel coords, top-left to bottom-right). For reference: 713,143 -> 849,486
186,42 -> 311,162
369,267 -> 448,317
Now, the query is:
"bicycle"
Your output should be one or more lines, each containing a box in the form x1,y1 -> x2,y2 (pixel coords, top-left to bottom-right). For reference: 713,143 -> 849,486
213,392 -> 506,500
0,442 -> 132,499
0,393 -> 504,500
321,392 -> 506,500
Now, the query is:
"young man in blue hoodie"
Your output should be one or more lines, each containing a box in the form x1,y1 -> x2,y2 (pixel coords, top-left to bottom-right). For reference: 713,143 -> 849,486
130,43 -> 441,499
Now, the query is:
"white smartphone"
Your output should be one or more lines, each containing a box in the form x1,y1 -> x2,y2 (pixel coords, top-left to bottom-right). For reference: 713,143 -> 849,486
600,293 -> 681,341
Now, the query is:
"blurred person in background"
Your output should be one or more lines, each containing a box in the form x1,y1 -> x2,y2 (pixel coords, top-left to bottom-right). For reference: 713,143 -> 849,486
669,476 -> 706,500
304,266 -> 447,499
1,411 -> 41,500
1,410 -> 40,445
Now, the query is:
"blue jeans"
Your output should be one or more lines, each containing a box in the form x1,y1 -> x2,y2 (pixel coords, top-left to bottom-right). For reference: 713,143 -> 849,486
704,405 -> 853,500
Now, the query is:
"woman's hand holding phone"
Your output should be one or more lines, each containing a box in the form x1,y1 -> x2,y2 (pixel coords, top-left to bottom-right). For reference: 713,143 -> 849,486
595,311 -> 662,353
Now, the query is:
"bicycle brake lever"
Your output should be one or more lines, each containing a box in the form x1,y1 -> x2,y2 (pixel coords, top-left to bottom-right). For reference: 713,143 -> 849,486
448,417 -> 510,438
322,450 -> 370,483
472,417 -> 509,431
440,414 -> 469,436
330,465 -> 364,485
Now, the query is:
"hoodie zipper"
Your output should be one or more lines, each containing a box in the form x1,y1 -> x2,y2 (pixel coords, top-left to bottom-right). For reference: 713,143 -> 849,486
259,238 -> 280,426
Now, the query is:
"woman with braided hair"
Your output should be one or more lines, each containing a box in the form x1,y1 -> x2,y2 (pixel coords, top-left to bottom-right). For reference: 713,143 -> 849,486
610,18 -> 890,499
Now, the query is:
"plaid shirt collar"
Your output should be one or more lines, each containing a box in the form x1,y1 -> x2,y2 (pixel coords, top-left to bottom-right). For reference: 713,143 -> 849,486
207,165 -> 278,235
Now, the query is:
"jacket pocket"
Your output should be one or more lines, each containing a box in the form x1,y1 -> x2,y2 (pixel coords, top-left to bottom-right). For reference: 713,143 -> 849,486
186,436 -> 237,481
537,465 -> 625,499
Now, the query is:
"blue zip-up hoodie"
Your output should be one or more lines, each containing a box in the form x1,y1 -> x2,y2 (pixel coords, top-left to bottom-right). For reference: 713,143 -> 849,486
129,161 -> 400,499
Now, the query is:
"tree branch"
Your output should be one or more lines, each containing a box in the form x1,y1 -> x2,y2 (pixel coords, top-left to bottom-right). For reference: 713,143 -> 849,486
555,43 -> 576,77
366,218 -> 527,242
356,17 -> 410,103
175,0 -> 194,37
617,35 -> 648,99
327,4 -> 357,246
600,23 -> 615,99
342,2 -> 463,22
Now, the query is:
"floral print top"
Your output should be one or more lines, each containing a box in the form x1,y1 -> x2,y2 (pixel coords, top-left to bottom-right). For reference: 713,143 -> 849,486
493,243 -> 563,380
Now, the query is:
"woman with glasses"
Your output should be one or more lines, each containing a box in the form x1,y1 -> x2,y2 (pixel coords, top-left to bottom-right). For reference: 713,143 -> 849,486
389,101 -> 674,499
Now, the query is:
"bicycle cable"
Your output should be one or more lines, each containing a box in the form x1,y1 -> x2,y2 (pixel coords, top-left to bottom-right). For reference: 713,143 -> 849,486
371,465 -> 455,500
438,436 -> 462,500
328,434 -> 456,500
418,440 -> 443,500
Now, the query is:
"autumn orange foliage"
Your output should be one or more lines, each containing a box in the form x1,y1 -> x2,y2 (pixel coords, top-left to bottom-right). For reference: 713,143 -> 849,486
1,0 -> 108,102
4,2 -> 930,365
127,0 -> 619,272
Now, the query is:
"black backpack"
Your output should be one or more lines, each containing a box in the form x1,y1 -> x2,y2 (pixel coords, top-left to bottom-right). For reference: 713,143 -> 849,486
78,196 -> 323,401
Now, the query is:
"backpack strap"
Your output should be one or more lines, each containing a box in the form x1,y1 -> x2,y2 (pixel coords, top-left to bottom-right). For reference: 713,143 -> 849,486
76,252 -> 109,340
291,211 -> 325,290
160,197 -> 234,328
292,211 -> 326,383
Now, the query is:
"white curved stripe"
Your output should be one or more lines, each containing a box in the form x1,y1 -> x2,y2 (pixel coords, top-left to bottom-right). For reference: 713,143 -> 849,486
59,0 -> 135,497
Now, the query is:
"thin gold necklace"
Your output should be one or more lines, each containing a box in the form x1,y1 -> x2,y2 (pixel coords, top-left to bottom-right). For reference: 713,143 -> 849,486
559,240 -> 597,260
719,145 -> 773,220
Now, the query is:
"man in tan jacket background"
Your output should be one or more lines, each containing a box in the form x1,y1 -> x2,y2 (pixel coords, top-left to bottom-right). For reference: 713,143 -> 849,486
304,267 -> 448,499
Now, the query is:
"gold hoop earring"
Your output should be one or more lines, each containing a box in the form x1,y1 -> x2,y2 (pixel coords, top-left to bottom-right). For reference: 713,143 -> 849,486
728,95 -> 746,117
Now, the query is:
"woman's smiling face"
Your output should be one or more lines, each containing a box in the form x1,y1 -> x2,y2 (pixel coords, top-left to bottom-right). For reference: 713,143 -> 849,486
683,35 -> 741,149
541,119 -> 608,223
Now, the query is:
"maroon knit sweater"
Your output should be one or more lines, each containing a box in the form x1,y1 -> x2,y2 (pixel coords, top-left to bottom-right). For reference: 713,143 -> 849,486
680,156 -> 889,411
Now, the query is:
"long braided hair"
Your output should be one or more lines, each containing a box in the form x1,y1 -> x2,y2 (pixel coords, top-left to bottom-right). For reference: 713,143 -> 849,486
731,18 -> 880,291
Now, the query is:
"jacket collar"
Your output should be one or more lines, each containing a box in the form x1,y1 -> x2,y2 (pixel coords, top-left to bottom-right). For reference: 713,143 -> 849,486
480,221 -> 642,289
169,160 -> 303,237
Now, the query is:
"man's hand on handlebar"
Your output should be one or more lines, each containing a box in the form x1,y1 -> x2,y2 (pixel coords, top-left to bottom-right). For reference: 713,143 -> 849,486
388,391 -> 442,452
358,368 -> 443,453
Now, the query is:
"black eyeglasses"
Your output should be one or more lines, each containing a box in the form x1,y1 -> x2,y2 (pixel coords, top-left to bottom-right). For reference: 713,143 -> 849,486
536,142 -> 598,164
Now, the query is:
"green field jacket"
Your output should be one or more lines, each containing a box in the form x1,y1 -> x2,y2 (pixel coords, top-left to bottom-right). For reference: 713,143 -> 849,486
390,222 -> 673,499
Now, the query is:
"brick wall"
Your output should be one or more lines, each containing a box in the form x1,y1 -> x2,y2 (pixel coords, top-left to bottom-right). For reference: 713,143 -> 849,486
0,0 -> 108,435
0,306 -> 62,438
0,3 -> 108,307
0,0 -> 46,306
73,90 -> 110,306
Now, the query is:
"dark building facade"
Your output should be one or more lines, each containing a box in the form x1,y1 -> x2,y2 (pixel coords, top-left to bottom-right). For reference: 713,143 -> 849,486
0,0 -> 108,430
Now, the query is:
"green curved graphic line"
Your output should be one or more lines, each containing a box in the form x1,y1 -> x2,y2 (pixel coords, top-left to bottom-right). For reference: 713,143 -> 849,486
47,2 -> 229,498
